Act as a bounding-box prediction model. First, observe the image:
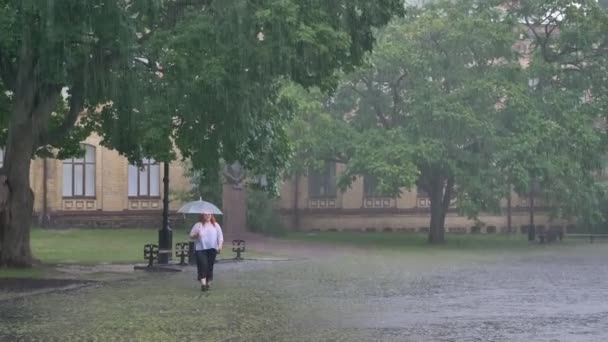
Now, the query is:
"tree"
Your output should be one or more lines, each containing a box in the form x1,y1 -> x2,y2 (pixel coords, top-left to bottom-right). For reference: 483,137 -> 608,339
0,0 -> 405,267
503,0 -> 608,233
0,1 -> 139,267
326,0 -> 520,243
279,82 -> 358,230
291,0 -> 608,243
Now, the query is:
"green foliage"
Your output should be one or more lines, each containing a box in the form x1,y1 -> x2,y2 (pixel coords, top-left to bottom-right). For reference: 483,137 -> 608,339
0,0 -> 405,172
280,82 -> 356,176
95,0 -> 406,191
247,189 -> 287,236
0,0 -> 138,157
299,0 -> 521,215
505,0 -> 608,223
171,160 -> 223,207
289,0 -> 608,238
349,0 -> 520,213
0,0 -> 405,265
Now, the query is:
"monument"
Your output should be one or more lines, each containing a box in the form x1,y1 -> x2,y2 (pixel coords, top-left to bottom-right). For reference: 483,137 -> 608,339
222,161 -> 247,239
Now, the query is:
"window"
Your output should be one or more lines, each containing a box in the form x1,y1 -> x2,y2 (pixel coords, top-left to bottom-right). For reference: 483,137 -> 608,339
308,162 -> 337,198
128,158 -> 160,197
63,145 -> 96,197
363,175 -> 393,197
416,185 -> 429,198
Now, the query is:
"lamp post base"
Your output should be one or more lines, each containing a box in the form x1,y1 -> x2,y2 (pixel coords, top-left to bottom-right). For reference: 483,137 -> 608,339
158,228 -> 172,264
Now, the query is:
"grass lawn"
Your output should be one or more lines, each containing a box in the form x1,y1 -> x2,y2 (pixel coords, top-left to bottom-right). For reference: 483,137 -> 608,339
31,228 -> 163,264
0,228 -> 165,278
30,227 -> 265,264
0,267 -> 50,279
285,231 -> 579,251
2,227 -> 256,278
1,227 -> 267,278
0,228 -> 586,279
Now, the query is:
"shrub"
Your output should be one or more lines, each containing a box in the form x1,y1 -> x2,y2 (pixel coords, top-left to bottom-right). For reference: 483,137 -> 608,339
247,190 -> 287,236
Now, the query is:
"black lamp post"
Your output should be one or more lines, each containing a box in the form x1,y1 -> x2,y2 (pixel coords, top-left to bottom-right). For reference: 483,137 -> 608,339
528,178 -> 540,242
157,161 -> 172,264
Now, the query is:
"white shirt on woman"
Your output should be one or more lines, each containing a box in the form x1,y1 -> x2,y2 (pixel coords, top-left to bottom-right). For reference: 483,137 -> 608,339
190,222 -> 224,251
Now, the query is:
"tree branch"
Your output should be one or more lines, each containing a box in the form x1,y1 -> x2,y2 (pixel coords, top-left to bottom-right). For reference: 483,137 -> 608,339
0,50 -> 16,89
324,156 -> 349,164
164,0 -> 212,27
360,77 -> 391,129
42,77 -> 85,148
442,176 -> 455,213
31,85 -> 62,153
525,13 -> 583,65
391,72 -> 407,119
135,0 -> 214,45
134,57 -> 163,74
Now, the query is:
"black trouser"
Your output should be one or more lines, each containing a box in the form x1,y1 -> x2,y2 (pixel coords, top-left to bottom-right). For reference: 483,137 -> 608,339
195,249 -> 217,282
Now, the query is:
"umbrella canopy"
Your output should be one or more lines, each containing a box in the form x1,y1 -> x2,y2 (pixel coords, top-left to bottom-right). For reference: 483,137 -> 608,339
177,198 -> 223,215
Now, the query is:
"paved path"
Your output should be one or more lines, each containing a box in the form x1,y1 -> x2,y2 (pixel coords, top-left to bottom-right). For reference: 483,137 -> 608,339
1,237 -> 607,341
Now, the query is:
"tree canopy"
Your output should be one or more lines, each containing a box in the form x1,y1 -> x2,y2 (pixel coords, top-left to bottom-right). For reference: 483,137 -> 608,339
0,0 -> 406,267
101,0 -> 406,191
289,0 -> 608,243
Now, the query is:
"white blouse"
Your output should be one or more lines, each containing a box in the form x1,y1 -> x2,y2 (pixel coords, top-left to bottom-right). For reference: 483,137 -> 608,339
190,222 -> 224,251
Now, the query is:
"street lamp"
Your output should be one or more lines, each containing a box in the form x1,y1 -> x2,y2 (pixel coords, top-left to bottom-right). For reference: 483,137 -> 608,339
157,161 -> 172,264
528,178 -> 540,242
526,77 -> 540,242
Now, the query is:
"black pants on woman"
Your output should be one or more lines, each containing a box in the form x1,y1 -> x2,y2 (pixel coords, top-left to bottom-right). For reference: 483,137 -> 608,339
195,249 -> 218,282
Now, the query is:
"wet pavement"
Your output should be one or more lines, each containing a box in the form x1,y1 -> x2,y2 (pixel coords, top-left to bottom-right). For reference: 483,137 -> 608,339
1,244 -> 607,341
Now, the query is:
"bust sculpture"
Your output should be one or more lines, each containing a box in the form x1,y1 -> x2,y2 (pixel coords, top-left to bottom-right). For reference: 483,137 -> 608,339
223,161 -> 246,189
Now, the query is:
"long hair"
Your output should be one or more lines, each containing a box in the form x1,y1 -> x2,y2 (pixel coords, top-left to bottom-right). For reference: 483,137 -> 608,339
199,214 -> 218,226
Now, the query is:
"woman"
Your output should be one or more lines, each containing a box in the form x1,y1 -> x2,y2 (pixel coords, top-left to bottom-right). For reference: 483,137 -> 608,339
189,212 -> 224,291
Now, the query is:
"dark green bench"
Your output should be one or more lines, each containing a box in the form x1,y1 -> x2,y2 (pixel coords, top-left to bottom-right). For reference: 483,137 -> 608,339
567,234 -> 608,243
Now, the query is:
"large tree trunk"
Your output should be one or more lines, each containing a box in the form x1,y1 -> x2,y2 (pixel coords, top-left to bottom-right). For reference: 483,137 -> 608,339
0,39 -> 59,267
0,21 -> 83,268
427,176 -> 454,244
428,192 -> 445,243
0,105 -> 38,267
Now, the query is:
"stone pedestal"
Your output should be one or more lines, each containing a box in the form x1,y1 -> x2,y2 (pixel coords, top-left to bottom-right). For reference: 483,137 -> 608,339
222,183 -> 247,239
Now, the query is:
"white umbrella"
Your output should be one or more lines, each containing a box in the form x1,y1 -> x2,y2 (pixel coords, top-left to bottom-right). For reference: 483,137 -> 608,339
177,198 -> 223,215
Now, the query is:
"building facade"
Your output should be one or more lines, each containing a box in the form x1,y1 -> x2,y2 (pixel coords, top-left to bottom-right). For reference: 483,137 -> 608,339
22,134 -> 192,228
274,25 -> 577,234
18,140 -> 566,232
16,29 -> 572,232
277,162 -> 567,233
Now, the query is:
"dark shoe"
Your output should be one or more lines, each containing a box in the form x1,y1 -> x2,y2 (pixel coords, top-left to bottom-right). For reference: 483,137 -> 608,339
204,284 -> 210,291
201,285 -> 207,292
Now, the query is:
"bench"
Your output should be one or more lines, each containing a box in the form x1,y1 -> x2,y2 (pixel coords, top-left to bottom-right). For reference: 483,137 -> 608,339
536,226 -> 563,243
143,244 -> 159,267
566,234 -> 608,243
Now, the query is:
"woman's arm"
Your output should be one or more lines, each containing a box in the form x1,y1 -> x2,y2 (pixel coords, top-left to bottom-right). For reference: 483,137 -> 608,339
216,225 -> 224,251
189,223 -> 201,239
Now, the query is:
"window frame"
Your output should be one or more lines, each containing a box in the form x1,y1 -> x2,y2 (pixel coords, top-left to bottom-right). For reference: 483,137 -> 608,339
308,162 -> 337,199
363,175 -> 395,198
128,159 -> 161,199
62,144 -> 96,199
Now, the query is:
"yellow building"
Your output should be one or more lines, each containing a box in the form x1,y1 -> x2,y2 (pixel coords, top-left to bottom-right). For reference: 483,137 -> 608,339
24,134 -> 191,228
20,136 -> 566,232
20,29 -> 569,233
14,22 -> 574,234
277,162 -> 568,234
274,27 -> 573,234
